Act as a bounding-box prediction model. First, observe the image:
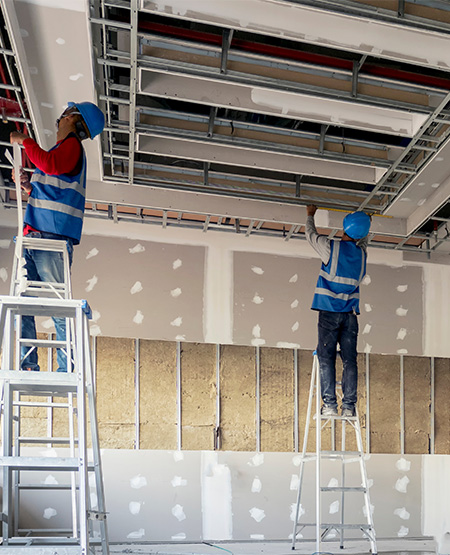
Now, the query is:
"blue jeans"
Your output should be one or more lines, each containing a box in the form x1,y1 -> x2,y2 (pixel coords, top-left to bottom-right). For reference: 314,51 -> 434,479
317,310 -> 358,411
21,232 -> 73,372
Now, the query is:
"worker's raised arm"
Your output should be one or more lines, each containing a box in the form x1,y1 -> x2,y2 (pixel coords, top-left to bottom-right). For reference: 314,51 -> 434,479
305,205 -> 331,265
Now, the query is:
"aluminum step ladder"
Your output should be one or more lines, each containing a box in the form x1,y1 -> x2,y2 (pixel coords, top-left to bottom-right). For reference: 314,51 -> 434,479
0,295 -> 109,555
291,353 -> 377,554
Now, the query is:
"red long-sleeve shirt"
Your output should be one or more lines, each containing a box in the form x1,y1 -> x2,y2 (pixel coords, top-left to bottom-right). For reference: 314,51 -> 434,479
23,135 -> 83,235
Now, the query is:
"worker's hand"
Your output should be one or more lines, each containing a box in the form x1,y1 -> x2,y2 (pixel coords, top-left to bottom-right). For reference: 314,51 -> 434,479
12,167 -> 32,194
306,204 -> 317,217
10,131 -> 28,145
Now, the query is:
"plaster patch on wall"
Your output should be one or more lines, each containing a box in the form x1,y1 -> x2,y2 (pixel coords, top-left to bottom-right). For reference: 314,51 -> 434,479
43,507 -> 57,519
175,334 -> 186,341
362,275 -> 371,285
290,503 -> 305,521
90,324 -> 101,336
85,275 -> 98,292
397,285 -> 408,292
252,294 -> 264,304
92,310 -> 101,322
251,477 -> 262,493
86,248 -> 99,259
396,306 -> 408,317
290,474 -> 299,491
0,239 -> 11,248
44,129 -> 53,136
129,502 -> 141,515
394,507 -> 410,520
0,268 -> 7,282
172,504 -> 186,521
29,67 -> 38,75
40,102 -> 53,109
367,478 -> 374,488
249,507 -> 265,522
173,258 -> 182,269
133,310 -> 144,324
171,476 -> 187,487
20,28 -> 29,37
329,500 -> 339,514
289,274 -> 298,283
417,199 -> 426,206
130,475 -> 147,489
291,321 -> 299,332
363,503 -> 375,517
328,478 -> 339,487
127,528 -> 145,539
56,37 -> 66,45
129,244 -> 145,254
171,317 -> 182,327
395,476 -> 410,493
201,452 -> 232,540
130,281 -> 143,295
250,534 -> 265,540
173,451 -> 184,462
69,73 -> 84,81
432,183 -> 440,188
398,526 -> 409,537
365,304 -> 372,312
43,475 -> 58,485
435,157 -> 444,162
252,324 -> 261,338
40,448 -> 57,458
362,324 -> 371,334
42,319 -> 53,329
172,533 -> 186,540
397,349 -> 408,355
396,458 -> 411,472
397,328 -> 407,340
292,455 -> 302,467
251,266 -> 264,275
171,287 -> 182,297
364,343 -> 372,353
277,342 -> 300,348
90,492 -> 98,509
291,299 -> 299,309
248,453 -> 264,467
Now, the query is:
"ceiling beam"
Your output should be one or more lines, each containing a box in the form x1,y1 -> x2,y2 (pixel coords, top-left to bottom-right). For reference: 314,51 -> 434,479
139,69 -> 428,137
140,0 -> 450,71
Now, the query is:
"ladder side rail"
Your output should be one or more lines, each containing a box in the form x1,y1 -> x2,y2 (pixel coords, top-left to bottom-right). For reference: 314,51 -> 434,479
340,421 -> 346,549
315,354 -> 321,555
9,240 -> 21,296
291,354 -> 317,550
75,306 -> 89,553
63,244 -> 72,299
83,314 -> 109,555
2,381 -> 13,543
0,304 -> 14,371
68,391 -> 78,539
13,390 -> 21,536
354,414 -> 377,554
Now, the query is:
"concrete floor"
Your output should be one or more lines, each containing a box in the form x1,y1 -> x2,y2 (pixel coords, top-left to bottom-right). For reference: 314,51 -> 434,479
107,538 -> 436,555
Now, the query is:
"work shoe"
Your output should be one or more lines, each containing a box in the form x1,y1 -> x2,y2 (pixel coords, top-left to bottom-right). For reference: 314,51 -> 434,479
341,407 -> 355,418
321,405 -> 338,417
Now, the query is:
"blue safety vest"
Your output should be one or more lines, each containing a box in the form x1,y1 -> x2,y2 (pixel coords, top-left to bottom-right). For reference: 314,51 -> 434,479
311,239 -> 367,314
24,135 -> 86,245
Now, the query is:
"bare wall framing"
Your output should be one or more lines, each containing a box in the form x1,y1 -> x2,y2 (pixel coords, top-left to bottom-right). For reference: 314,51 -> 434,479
94,338 -> 439,454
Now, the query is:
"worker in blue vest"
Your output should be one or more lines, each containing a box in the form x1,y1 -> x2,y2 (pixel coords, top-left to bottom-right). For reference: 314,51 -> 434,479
10,101 -> 105,372
306,204 -> 371,417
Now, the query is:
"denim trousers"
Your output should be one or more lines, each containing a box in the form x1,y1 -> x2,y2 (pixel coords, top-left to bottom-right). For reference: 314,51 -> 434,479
316,310 -> 359,410
21,232 -> 73,372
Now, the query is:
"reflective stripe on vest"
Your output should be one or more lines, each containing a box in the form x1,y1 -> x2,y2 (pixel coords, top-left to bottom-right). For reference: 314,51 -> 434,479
311,239 -> 366,313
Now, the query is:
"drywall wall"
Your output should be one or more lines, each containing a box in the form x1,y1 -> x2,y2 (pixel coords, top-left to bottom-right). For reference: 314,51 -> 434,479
16,448 -> 428,543
0,219 -> 444,356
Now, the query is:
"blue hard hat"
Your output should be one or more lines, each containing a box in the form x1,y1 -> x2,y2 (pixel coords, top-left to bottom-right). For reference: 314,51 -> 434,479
68,101 -> 105,139
343,211 -> 371,240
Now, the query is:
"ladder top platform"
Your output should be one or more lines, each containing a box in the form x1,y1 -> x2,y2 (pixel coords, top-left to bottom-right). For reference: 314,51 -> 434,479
0,296 -> 91,319
0,370 -> 78,393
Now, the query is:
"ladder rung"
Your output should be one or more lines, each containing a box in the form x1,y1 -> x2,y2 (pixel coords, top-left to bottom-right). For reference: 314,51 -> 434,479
19,339 -> 68,349
18,437 -> 78,445
14,401 -> 71,408
299,522 -> 373,530
18,484 -> 78,490
17,528 -> 73,534
0,456 -> 92,471
320,486 -> 366,492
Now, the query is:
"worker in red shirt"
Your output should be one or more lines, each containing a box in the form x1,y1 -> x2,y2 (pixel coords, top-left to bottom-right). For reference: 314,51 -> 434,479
11,101 -> 104,372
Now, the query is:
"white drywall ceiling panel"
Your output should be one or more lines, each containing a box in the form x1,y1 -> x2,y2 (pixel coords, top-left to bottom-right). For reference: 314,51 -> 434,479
136,134 -> 386,184
12,0 -> 102,180
385,135 -> 450,234
140,0 -> 450,71
139,70 -> 428,137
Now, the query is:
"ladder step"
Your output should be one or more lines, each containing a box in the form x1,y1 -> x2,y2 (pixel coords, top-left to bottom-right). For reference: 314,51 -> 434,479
0,547 -> 84,554
18,437 -> 78,445
18,484 -> 78,490
321,486 -> 366,492
0,370 -> 78,394
19,339 -> 68,349
17,528 -> 73,534
0,456 -> 93,471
